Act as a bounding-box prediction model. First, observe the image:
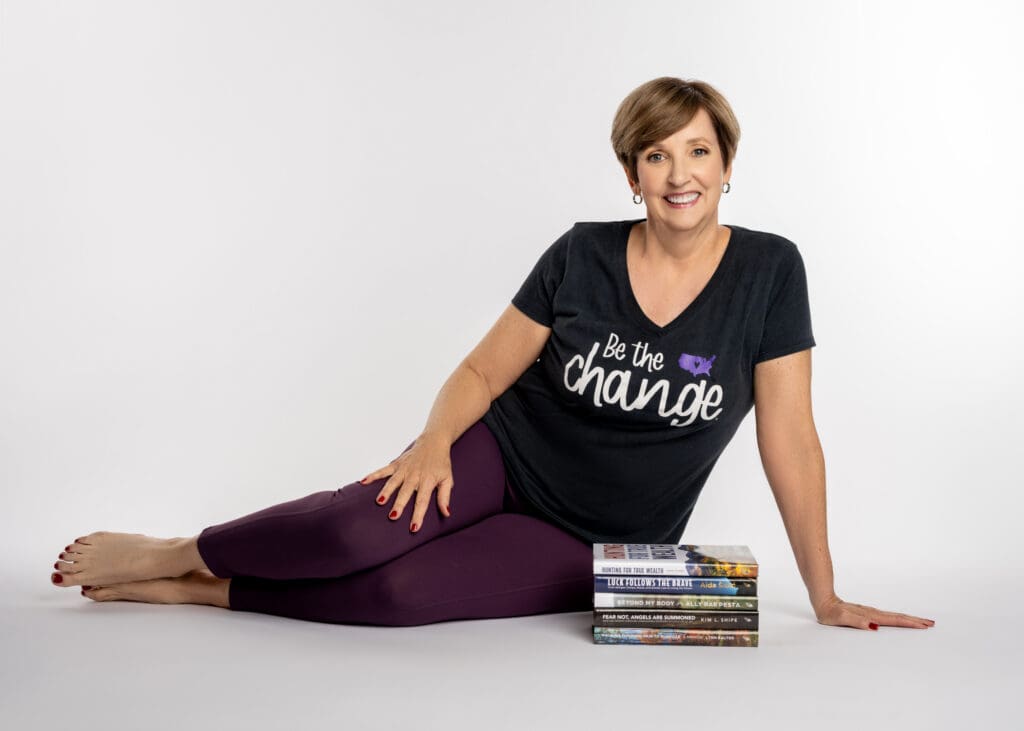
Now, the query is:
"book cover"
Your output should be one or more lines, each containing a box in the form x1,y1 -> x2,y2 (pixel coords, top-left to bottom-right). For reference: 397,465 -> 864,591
593,592 -> 758,611
593,609 -> 759,630
593,626 -> 759,647
593,575 -> 757,596
593,543 -> 758,577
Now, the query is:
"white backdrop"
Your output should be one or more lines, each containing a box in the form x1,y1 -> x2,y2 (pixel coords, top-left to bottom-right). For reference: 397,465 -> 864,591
2,1 -> 1020,729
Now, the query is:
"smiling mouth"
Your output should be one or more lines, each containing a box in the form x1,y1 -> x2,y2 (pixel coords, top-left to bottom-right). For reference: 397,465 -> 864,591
663,193 -> 701,208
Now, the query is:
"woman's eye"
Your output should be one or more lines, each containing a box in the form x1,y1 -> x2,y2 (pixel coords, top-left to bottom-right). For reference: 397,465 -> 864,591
647,149 -> 710,162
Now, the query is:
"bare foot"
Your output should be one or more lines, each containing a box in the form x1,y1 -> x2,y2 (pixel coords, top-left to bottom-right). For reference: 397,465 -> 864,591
81,570 -> 230,608
51,531 -> 199,588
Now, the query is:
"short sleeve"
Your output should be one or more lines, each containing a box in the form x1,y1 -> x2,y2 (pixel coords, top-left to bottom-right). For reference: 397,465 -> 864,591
754,243 -> 816,364
510,225 -> 574,327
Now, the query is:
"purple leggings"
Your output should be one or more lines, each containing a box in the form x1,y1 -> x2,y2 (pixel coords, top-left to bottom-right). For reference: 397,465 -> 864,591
195,420 -> 593,626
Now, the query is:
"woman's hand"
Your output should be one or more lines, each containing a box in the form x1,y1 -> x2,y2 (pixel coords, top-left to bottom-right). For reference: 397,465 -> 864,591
813,594 -> 935,630
360,433 -> 454,533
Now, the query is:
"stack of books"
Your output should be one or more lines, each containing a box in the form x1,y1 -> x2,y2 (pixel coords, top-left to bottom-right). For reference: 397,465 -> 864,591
592,544 -> 759,647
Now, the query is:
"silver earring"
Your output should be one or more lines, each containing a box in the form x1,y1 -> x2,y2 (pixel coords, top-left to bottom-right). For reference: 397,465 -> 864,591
722,182 -> 731,194
632,191 -> 643,204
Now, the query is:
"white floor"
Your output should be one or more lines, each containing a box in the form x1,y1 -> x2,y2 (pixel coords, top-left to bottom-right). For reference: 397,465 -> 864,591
6,560 -> 1015,731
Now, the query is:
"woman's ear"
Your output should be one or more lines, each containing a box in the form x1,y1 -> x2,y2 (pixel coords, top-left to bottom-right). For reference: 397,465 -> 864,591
621,163 -> 638,192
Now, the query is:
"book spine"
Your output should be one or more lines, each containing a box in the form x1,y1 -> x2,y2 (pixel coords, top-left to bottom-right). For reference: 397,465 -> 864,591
592,561 -> 757,578
593,592 -> 758,611
593,610 -> 759,630
593,576 -> 757,596
593,626 -> 759,647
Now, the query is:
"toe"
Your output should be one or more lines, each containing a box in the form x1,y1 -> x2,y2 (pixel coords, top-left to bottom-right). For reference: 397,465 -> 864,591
85,586 -> 113,601
55,567 -> 86,586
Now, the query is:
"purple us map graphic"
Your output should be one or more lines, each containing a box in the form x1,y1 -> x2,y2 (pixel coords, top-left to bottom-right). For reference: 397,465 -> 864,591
678,352 -> 716,377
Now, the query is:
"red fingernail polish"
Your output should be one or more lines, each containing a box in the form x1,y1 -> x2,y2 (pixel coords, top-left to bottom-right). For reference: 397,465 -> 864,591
52,574 -> 63,583
65,545 -> 71,551
411,523 -> 418,532
377,496 -> 386,504
83,586 -> 92,590
54,562 -> 59,569
869,622 -> 878,630
389,510 -> 398,519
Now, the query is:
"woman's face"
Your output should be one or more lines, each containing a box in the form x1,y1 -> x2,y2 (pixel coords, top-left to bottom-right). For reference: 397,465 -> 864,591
627,107 -> 732,234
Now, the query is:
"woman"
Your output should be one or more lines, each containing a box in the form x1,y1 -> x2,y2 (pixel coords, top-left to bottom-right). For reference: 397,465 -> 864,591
50,77 -> 934,632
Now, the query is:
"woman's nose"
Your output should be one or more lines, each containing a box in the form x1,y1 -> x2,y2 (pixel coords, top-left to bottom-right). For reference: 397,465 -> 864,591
668,162 -> 691,186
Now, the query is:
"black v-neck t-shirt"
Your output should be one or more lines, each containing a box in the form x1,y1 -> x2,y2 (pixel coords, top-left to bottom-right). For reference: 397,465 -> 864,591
481,218 -> 816,544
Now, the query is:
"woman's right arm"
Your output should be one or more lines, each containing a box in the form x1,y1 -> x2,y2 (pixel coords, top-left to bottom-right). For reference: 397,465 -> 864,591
361,303 -> 552,530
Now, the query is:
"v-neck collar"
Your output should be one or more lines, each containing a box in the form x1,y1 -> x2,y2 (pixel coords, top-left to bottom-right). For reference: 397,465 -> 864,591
618,218 -> 738,335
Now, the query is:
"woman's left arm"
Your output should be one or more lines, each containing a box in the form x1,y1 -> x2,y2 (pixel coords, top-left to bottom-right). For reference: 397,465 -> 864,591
753,349 -> 935,631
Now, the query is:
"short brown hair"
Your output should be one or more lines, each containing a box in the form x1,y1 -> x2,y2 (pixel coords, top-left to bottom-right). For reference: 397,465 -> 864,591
610,77 -> 741,185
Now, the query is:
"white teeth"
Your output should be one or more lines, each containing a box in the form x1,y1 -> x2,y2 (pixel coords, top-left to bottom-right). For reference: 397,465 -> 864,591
666,193 -> 699,204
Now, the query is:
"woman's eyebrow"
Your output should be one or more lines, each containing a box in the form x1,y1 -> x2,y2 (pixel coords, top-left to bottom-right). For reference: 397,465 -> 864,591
649,137 -> 712,147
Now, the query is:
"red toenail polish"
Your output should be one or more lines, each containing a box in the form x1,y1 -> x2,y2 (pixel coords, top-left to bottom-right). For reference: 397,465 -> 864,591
869,622 -> 878,630
65,545 -> 71,551
83,586 -> 92,590
54,562 -> 59,569
52,574 -> 63,583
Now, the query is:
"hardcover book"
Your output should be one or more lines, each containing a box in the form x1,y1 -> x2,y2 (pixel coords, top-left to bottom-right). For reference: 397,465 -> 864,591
593,544 -> 758,578
594,609 -> 759,630
593,592 -> 758,611
593,627 -> 758,647
593,575 -> 757,596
